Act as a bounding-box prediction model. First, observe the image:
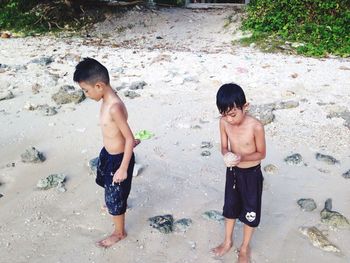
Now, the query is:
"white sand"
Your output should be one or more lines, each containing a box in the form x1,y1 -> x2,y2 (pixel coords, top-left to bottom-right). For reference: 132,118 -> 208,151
0,8 -> 349,263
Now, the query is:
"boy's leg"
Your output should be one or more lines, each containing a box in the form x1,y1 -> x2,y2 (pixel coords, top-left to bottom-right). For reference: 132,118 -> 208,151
238,224 -> 254,263
97,213 -> 127,248
212,218 -> 235,256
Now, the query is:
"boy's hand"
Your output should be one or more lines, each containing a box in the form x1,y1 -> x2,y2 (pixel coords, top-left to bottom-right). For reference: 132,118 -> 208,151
113,169 -> 128,184
224,152 -> 241,167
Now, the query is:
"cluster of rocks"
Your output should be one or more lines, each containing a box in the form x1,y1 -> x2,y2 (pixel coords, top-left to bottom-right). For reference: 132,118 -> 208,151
148,214 -> 192,234
200,141 -> 213,157
19,147 -> 67,192
119,80 -> 147,99
298,198 -> 349,254
52,85 -> 85,105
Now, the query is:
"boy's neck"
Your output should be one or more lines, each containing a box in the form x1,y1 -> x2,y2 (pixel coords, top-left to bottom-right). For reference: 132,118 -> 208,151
102,85 -> 117,102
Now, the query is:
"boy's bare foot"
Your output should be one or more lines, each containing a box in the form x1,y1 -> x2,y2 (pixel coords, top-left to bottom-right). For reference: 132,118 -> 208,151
133,139 -> 141,148
211,241 -> 232,256
96,232 -> 127,248
238,246 -> 251,263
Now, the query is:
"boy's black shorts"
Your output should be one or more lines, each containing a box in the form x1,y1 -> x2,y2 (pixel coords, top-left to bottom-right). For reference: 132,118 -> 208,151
96,147 -> 135,216
223,164 -> 263,227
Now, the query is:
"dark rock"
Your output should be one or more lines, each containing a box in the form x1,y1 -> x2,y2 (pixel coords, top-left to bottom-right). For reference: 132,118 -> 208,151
315,153 -> 339,165
174,218 -> 193,233
0,194 -> 3,198
201,150 -> 211,157
30,56 -> 54,66
200,141 -> 213,149
21,147 -> 45,163
52,85 -> 85,105
249,104 -> 275,125
284,153 -> 303,165
124,90 -> 140,99
88,157 -> 99,176
0,91 -> 14,101
320,199 -> 350,229
129,81 -> 147,90
37,104 -> 58,116
297,198 -> 317,211
148,214 -> 174,234
202,210 -> 224,222
327,109 -> 350,129
37,174 -> 66,192
342,169 -> 350,179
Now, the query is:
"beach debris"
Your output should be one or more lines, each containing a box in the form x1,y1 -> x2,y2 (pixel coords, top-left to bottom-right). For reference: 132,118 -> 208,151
88,157 -> 99,176
37,174 -> 66,192
326,107 -> 350,129
135,130 -> 154,140
21,147 -> 45,163
339,66 -> 350,71
151,54 -> 172,64
291,73 -> 298,78
174,218 -> 193,233
148,214 -> 174,234
276,100 -> 300,110
200,141 -> 213,149
284,153 -> 303,166
202,210 -> 224,222
342,169 -> 350,179
201,150 -> 211,157
129,80 -> 147,90
32,83 -> 41,94
30,56 -> 54,66
124,90 -> 140,99
315,153 -> 339,165
263,164 -> 278,175
1,32 -> 11,38
0,193 -> 3,198
52,85 -> 85,105
297,198 -> 317,211
37,104 -> 58,116
0,91 -> 14,101
133,163 -> 144,177
299,226 -> 341,253
24,102 -> 38,111
320,199 -> 350,229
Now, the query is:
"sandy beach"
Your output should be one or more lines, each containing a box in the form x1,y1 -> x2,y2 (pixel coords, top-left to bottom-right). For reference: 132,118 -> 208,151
0,7 -> 350,263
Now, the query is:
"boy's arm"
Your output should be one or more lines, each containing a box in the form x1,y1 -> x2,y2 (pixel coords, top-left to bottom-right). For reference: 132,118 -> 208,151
220,118 -> 229,155
110,103 -> 134,180
240,122 -> 266,162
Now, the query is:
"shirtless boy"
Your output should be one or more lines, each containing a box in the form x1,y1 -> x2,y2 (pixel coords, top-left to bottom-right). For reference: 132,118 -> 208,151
74,58 -> 138,248
212,83 -> 266,262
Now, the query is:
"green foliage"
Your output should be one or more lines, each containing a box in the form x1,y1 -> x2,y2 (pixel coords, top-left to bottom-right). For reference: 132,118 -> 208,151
241,0 -> 350,57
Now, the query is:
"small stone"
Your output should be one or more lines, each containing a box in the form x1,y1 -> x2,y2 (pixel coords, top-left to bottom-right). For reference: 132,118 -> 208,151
342,169 -> 350,179
129,81 -> 147,90
30,56 -> 54,66
21,147 -> 45,163
0,91 -> 14,101
174,218 -> 193,233
37,105 -> 58,116
263,164 -> 278,174
315,153 -> 339,165
202,210 -> 224,222
284,153 -> 303,166
200,141 -> 213,149
201,150 -> 211,157
52,85 -> 85,105
32,83 -> 41,94
297,198 -> 317,211
320,199 -> 350,229
133,163 -> 144,177
37,174 -> 66,191
24,102 -> 38,111
276,100 -> 299,109
0,193 -> 3,198
291,73 -> 298,78
148,214 -> 174,234
88,157 -> 99,176
124,90 -> 140,99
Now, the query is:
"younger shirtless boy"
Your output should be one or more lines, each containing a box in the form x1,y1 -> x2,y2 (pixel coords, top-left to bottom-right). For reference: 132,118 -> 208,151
74,58 -> 137,248
212,83 -> 266,262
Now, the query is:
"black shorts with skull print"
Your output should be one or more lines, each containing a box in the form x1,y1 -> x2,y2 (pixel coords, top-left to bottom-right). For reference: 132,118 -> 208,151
223,164 -> 263,227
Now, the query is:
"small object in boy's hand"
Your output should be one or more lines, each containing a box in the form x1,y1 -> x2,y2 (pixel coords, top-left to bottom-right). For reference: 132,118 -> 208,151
224,152 -> 239,169
134,130 -> 154,141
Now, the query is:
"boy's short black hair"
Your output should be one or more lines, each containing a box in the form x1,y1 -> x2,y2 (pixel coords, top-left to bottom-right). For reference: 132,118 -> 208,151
73,57 -> 109,85
216,83 -> 246,114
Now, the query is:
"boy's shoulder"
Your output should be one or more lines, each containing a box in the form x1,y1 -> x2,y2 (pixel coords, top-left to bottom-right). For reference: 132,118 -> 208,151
246,115 -> 264,132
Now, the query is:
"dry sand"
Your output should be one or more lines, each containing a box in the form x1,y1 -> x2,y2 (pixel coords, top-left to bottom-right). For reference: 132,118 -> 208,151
0,7 -> 350,263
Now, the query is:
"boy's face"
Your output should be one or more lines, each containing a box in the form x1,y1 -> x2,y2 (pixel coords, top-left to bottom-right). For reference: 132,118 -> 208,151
78,81 -> 103,101
222,104 -> 248,125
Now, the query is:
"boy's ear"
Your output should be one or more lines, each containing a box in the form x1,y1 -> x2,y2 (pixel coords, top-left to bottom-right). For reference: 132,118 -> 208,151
94,82 -> 104,91
243,102 -> 250,112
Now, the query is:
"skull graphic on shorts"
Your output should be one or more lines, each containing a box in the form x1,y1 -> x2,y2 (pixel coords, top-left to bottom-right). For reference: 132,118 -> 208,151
245,212 -> 256,222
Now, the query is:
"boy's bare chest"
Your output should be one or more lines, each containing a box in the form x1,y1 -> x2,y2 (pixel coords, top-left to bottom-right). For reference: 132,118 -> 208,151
226,125 -> 254,148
